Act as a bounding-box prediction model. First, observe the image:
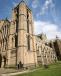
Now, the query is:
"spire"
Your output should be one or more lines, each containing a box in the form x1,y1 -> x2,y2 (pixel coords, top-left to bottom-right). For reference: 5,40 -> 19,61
19,0 -> 26,5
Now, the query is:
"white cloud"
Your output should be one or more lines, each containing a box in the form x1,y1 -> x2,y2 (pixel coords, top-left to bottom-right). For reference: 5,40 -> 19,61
32,0 -> 39,8
34,20 -> 61,40
40,0 -> 54,15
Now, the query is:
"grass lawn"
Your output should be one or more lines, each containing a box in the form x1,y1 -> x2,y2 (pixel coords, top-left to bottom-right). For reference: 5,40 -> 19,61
15,62 -> 61,76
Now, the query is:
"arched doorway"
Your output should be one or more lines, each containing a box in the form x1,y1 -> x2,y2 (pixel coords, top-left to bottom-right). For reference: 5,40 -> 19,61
0,54 -> 2,68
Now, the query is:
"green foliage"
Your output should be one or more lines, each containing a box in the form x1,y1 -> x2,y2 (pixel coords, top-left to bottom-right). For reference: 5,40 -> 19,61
15,62 -> 61,76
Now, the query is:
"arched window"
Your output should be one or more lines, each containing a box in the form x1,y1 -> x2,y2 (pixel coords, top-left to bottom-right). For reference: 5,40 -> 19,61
27,35 -> 30,50
15,35 -> 18,47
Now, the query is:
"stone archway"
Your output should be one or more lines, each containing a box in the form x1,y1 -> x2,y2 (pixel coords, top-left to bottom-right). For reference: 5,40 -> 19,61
0,54 -> 2,68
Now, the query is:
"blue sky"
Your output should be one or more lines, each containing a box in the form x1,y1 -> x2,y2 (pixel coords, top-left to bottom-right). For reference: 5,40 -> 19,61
0,0 -> 61,39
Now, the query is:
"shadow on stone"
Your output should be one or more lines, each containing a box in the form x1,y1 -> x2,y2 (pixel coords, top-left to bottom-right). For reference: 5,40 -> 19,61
0,54 -> 2,68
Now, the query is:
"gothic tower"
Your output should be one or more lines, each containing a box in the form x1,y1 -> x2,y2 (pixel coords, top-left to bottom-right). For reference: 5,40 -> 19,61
8,1 -> 37,67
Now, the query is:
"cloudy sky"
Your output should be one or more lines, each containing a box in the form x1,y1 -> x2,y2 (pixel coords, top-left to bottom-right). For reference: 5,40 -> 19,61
0,0 -> 61,39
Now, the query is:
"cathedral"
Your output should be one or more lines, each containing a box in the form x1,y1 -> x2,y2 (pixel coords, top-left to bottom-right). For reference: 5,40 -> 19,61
0,1 -> 61,68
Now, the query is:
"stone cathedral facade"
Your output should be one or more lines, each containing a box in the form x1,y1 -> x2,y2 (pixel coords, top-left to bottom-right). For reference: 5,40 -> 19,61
0,1 -> 61,68
0,1 -> 37,68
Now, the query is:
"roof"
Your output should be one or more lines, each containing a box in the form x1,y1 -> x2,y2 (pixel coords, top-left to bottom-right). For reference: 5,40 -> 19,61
13,0 -> 31,12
